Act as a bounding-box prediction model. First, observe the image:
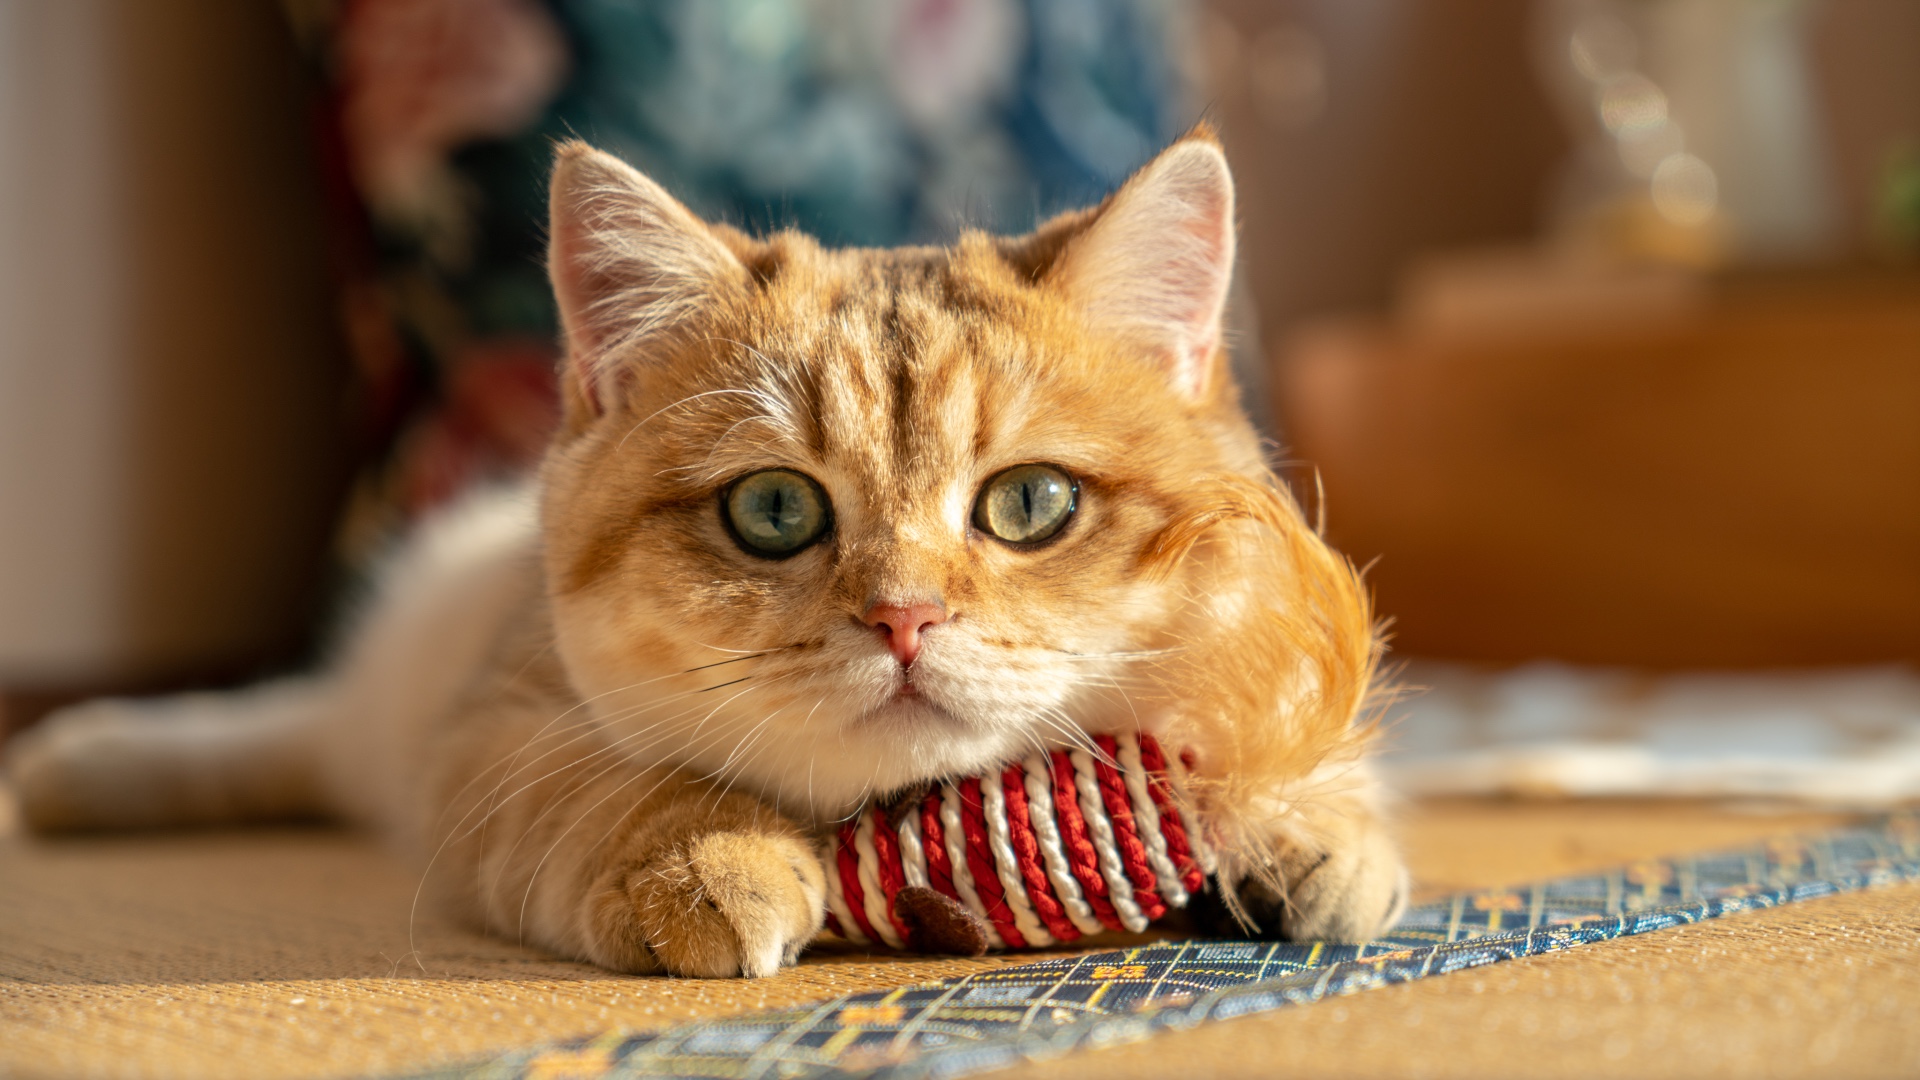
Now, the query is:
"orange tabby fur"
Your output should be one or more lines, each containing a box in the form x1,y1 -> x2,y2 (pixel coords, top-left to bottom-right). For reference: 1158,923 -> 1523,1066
9,127 -> 1405,975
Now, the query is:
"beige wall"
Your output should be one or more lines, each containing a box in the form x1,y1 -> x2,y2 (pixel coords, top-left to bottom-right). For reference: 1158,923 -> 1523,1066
0,0 -> 347,685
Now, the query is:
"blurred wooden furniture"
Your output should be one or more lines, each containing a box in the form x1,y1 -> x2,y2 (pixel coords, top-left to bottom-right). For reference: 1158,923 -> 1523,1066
0,1 -> 346,695
1277,269 -> 1920,669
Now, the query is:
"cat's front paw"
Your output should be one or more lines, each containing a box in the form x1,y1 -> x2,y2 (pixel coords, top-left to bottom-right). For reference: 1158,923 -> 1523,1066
1198,804 -> 1409,944
1248,815 -> 1409,942
588,830 -> 827,977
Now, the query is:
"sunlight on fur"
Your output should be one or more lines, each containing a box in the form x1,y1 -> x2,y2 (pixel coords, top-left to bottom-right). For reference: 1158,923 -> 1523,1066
8,126 -> 1406,977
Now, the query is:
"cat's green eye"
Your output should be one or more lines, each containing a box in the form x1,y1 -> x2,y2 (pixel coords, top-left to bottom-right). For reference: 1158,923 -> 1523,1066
724,469 -> 831,557
974,464 -> 1076,546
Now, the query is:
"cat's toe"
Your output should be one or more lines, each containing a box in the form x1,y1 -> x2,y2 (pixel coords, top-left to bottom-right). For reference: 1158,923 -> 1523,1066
591,831 -> 826,977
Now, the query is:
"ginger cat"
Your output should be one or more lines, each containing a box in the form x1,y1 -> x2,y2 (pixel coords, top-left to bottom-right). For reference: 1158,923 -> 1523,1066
9,127 -> 1406,977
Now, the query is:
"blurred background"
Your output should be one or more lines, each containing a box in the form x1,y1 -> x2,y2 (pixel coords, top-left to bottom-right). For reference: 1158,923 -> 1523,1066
0,0 -> 1915,802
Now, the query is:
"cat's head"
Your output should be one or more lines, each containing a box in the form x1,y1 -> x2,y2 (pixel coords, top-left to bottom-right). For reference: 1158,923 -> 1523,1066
538,130 -> 1372,819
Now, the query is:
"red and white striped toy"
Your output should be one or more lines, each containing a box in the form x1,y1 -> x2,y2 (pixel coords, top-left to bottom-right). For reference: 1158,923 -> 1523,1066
821,732 -> 1216,953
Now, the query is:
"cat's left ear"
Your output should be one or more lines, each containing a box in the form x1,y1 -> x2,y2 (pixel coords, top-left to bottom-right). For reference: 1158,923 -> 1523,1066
547,141 -> 748,414
1051,127 -> 1236,401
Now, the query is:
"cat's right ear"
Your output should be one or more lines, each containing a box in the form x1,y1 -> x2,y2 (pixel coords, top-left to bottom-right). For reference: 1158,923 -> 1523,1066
547,142 -> 746,414
1039,128 -> 1235,403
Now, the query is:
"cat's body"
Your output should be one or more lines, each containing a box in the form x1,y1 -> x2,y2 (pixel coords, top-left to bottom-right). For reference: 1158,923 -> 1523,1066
9,130 -> 1407,977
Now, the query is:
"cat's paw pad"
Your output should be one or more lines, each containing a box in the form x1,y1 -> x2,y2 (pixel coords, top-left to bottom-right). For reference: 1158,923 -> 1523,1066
591,831 -> 826,978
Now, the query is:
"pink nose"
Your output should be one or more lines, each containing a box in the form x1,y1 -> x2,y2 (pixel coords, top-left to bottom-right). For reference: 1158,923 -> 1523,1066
863,602 -> 948,667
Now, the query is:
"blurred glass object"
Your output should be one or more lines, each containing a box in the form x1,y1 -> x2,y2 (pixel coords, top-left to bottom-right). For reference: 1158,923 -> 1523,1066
1879,142 -> 1920,261
1649,150 -> 1718,227
1536,0 -> 1842,267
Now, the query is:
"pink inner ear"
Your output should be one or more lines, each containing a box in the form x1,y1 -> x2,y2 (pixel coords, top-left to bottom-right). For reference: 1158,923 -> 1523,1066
544,145 -> 746,416
1057,139 -> 1237,402
549,208 -> 612,412
1166,183 -> 1234,398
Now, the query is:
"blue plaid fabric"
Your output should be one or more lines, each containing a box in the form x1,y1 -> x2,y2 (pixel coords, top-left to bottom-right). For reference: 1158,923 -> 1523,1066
416,812 -> 1920,1080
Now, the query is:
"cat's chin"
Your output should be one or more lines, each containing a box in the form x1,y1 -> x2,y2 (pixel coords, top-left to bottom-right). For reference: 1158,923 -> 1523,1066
854,691 -> 965,733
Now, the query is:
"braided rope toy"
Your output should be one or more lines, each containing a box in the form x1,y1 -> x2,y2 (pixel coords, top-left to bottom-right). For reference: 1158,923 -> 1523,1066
821,732 -> 1216,954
